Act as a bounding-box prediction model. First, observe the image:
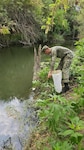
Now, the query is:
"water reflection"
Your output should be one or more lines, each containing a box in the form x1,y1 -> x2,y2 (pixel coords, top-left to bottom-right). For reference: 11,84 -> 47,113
0,96 -> 37,150
0,46 -> 34,99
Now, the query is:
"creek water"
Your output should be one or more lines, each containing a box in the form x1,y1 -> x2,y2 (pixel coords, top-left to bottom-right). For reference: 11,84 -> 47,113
0,46 -> 34,99
0,46 -> 37,150
0,42 -> 75,150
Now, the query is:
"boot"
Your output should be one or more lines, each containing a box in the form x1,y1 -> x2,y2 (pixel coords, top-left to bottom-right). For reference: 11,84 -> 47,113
62,83 -> 69,93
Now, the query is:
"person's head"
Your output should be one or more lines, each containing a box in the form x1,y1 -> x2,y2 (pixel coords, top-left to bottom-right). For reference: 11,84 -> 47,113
42,45 -> 51,54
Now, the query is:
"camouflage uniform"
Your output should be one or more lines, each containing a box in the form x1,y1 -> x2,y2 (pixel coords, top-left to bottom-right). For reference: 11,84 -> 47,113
50,46 -> 74,83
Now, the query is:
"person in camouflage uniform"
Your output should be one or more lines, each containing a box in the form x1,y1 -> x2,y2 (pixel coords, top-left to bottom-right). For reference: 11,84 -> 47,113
42,45 -> 74,93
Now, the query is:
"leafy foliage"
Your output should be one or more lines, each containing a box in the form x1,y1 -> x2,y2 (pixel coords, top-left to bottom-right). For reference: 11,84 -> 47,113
52,141 -> 73,150
0,0 -> 43,45
77,0 -> 84,38
41,0 -> 69,34
31,38 -> 84,150
0,0 -> 81,45
0,25 -> 10,34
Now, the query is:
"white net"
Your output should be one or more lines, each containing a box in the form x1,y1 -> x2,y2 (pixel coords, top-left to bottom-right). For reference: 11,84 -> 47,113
52,70 -> 62,93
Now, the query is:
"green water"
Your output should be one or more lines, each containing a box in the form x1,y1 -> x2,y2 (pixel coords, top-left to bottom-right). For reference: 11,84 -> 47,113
0,46 -> 34,100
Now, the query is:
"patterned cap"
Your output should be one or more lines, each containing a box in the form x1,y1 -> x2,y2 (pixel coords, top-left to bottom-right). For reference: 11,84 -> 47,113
42,45 -> 49,52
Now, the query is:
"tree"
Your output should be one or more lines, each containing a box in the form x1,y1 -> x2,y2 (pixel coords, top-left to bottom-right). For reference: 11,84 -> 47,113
76,0 -> 84,38
0,0 -> 43,46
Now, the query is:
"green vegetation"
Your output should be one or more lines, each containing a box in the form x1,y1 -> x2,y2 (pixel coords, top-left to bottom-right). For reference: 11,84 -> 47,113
0,0 -> 84,46
27,38 -> 84,150
0,1 -> 84,149
0,0 -> 43,46
77,0 -> 84,38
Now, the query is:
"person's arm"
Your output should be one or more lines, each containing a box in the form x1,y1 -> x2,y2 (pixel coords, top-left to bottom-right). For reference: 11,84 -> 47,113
50,54 -> 56,71
50,51 -> 56,71
48,49 -> 56,78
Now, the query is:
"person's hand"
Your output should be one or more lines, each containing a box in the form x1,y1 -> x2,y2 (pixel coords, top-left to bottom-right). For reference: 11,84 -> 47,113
48,71 -> 52,78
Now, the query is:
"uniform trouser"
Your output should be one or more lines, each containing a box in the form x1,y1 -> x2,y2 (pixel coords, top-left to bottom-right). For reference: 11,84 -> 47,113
57,53 -> 73,83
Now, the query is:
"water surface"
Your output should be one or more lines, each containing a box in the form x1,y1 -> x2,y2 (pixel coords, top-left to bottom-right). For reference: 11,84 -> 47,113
0,46 -> 34,100
0,46 -> 36,149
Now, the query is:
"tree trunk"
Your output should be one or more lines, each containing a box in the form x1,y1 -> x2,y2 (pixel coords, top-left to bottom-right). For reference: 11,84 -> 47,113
33,44 -> 41,80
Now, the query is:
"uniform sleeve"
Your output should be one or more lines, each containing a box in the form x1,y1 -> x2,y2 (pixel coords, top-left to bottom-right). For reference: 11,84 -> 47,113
50,49 -> 56,71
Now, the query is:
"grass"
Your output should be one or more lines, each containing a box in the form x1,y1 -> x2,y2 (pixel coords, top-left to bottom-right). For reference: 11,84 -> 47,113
25,39 -> 84,150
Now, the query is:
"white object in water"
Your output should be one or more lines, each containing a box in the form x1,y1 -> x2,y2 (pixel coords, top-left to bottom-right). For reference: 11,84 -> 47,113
52,70 -> 62,93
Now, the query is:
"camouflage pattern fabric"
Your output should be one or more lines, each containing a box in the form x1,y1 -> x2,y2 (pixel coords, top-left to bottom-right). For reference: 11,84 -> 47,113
58,53 -> 73,83
50,46 -> 74,83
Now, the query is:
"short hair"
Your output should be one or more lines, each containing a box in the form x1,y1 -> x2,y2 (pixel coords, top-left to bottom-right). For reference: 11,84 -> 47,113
42,45 -> 49,52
